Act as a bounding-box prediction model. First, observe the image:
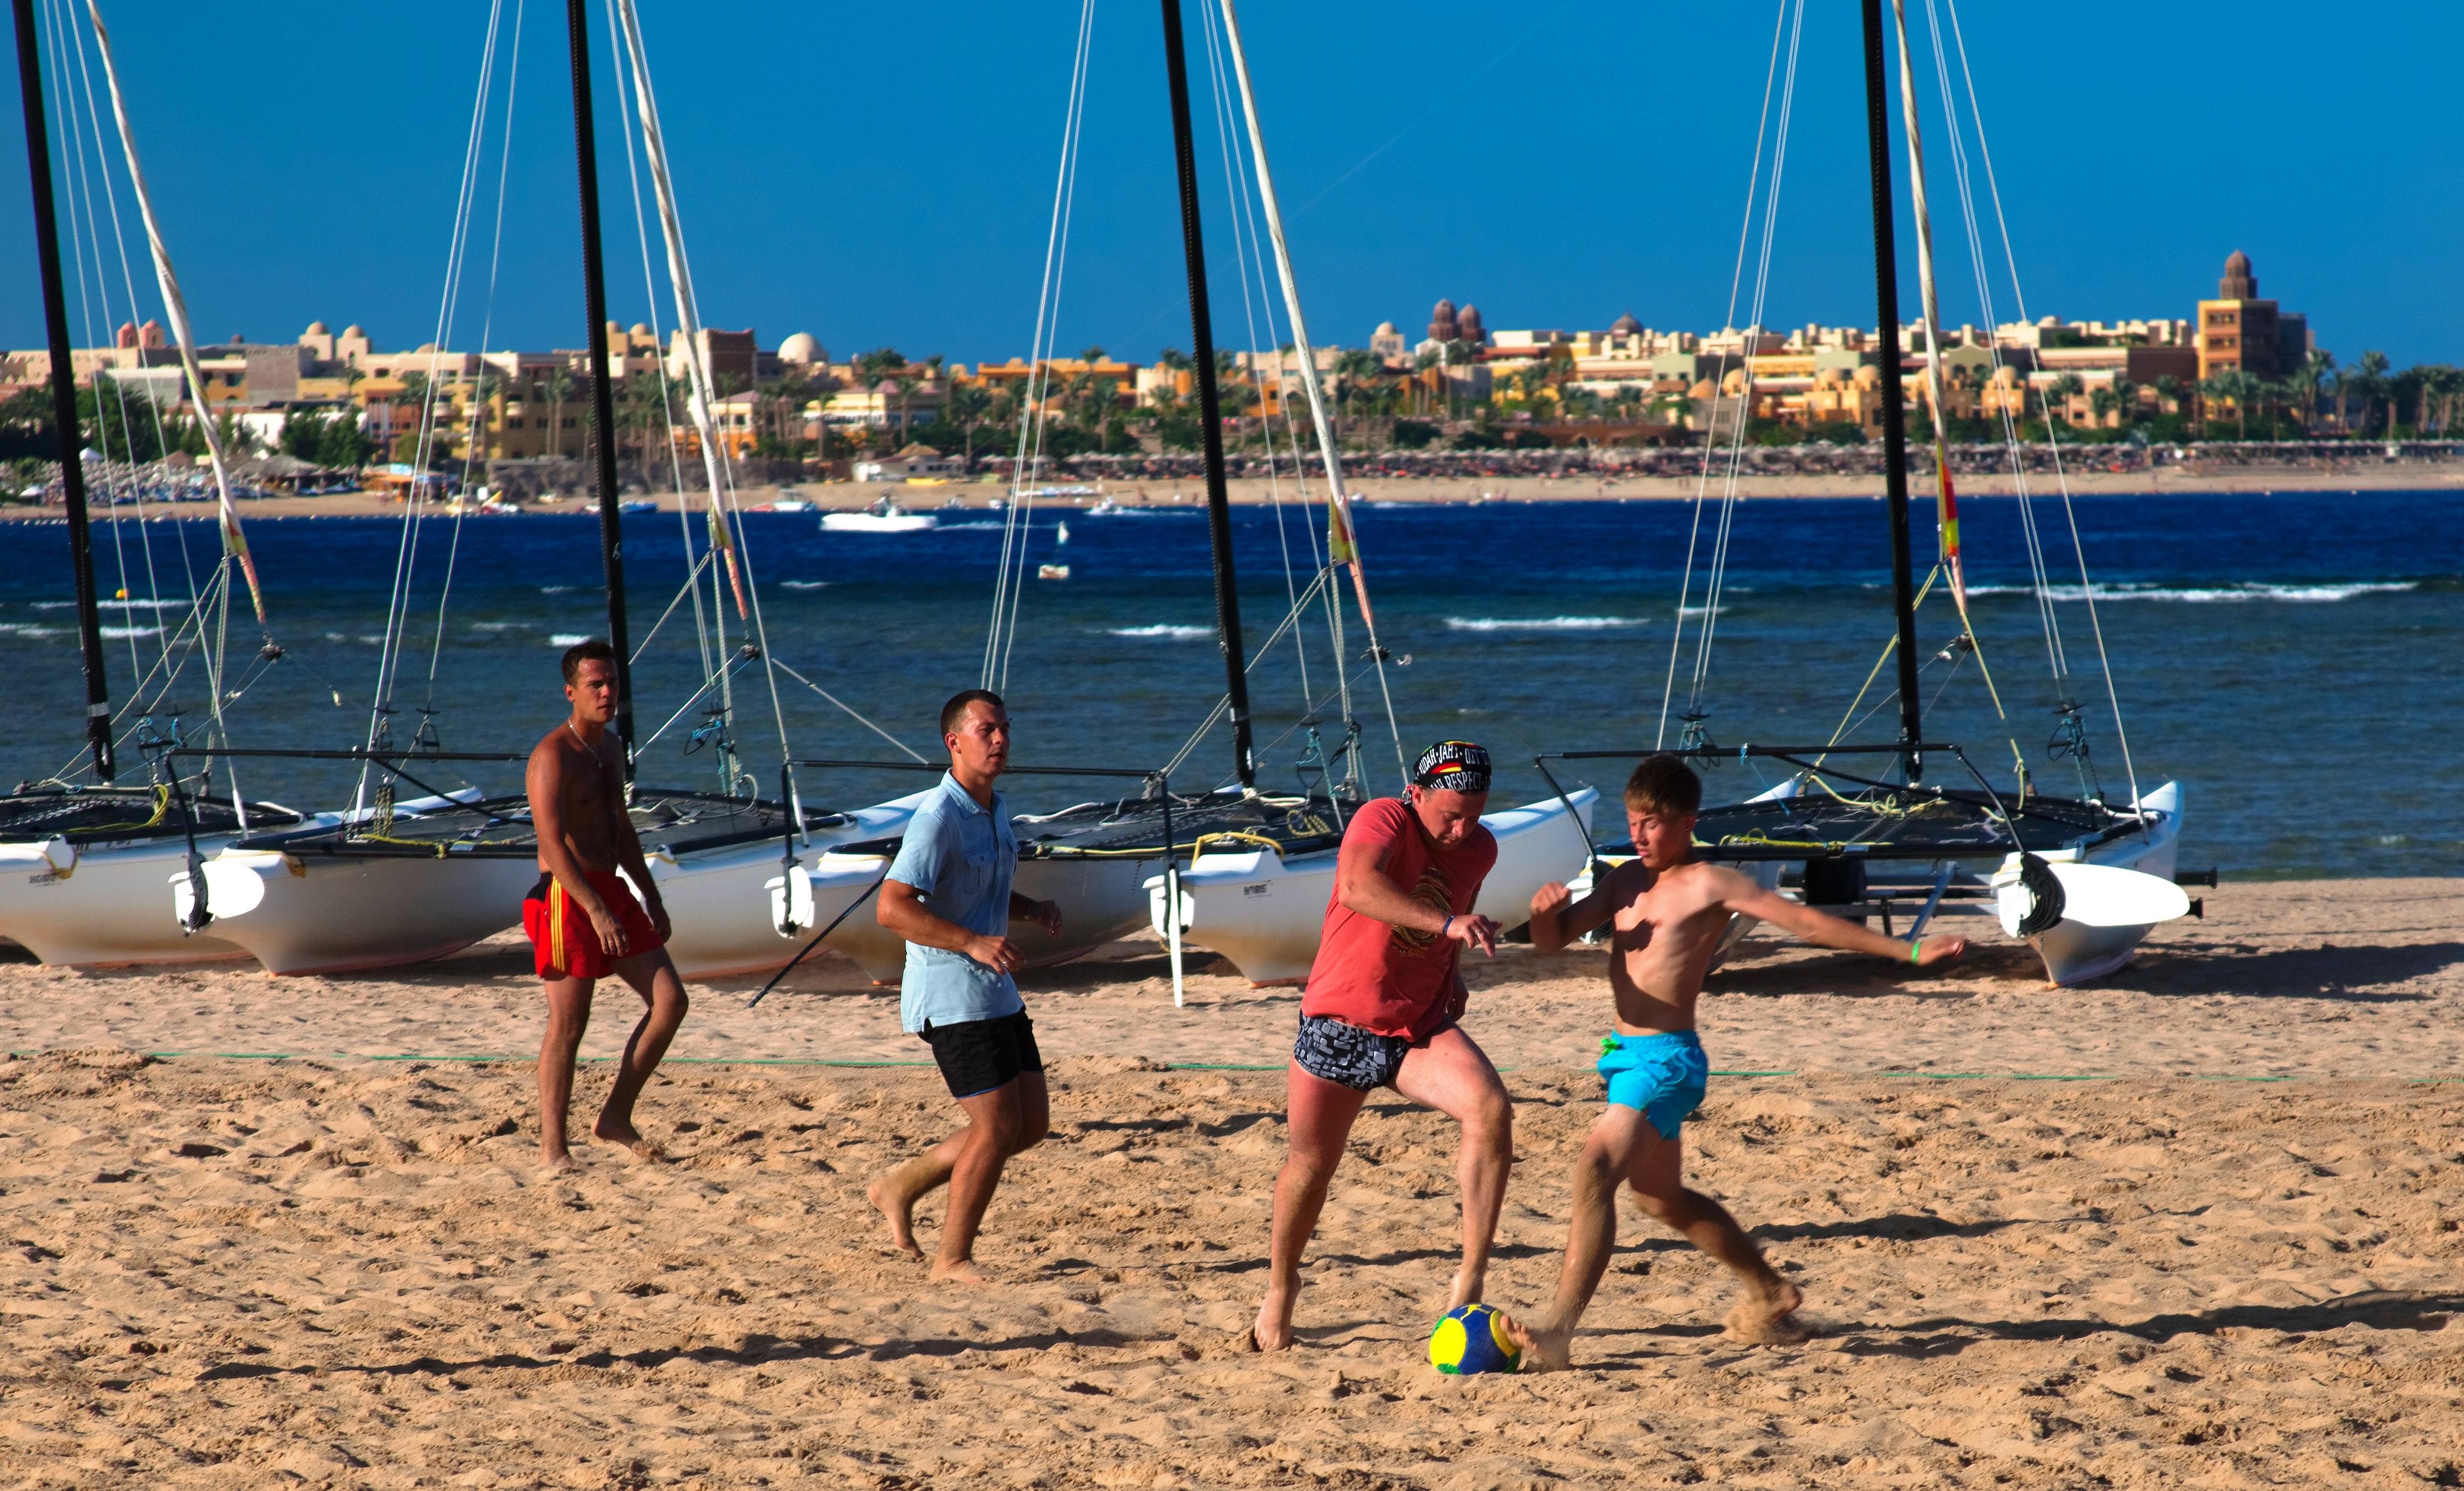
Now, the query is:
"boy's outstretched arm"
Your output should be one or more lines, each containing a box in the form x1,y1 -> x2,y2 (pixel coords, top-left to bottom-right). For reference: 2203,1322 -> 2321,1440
1712,865 -> 1967,966
1528,863 -> 1628,954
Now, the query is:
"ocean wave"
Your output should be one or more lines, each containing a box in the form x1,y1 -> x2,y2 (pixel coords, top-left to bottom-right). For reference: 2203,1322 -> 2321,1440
539,584 -> 576,594
1445,615 -> 1644,632
1964,580 -> 2419,603
34,597 -> 184,610
1676,604 -> 1730,618
781,580 -> 828,590
1107,624 -> 1213,640
0,622 -> 61,637
548,633 -> 590,646
100,625 -> 160,638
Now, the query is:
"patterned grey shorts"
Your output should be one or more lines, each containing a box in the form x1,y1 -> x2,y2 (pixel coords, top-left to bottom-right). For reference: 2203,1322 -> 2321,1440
1294,1013 -> 1445,1092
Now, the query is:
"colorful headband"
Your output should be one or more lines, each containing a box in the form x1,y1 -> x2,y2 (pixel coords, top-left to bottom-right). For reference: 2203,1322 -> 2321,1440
1412,739 -> 1492,793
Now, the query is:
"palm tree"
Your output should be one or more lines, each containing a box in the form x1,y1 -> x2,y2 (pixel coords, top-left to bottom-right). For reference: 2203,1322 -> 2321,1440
2299,349 -> 2334,435
2351,351 -> 2392,437
2199,371 -> 2254,441
2047,373 -> 2086,428
543,368 -> 574,458
2089,385 -> 2118,427
942,381 -> 992,463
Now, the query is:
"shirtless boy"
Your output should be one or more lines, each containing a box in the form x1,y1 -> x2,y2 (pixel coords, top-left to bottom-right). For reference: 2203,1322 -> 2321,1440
1255,740 -> 1510,1352
1506,753 -> 1966,1367
522,639 -> 688,1170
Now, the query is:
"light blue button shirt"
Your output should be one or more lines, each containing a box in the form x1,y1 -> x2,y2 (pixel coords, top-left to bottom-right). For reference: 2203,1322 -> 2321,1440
885,771 -> 1022,1034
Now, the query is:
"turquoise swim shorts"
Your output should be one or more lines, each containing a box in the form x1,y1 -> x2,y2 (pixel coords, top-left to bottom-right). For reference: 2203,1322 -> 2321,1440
1598,1029 -> 1708,1142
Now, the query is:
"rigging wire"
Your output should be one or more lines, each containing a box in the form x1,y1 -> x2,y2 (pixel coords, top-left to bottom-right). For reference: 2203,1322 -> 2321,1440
984,0 -> 1095,695
1658,0 -> 1795,748
1931,0 -> 2142,812
601,0 -> 718,697
358,0 -> 509,812
1210,0 -> 1408,790
1678,0 -> 1806,734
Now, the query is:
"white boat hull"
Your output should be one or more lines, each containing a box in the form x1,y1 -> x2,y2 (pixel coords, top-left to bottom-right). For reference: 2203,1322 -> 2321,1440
650,791 -> 927,981
1993,781 -> 2185,986
174,850 -> 539,977
1146,791 -> 1599,985
819,849 -> 1158,984
820,513 -> 935,533
0,835 -> 253,967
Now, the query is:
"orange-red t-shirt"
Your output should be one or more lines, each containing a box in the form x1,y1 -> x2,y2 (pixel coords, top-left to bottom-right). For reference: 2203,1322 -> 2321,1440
1299,796 -> 1498,1041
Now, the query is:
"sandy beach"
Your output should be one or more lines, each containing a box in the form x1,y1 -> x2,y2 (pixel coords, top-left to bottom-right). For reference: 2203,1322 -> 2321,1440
1,876 -> 2458,1486
5,460 -> 2459,523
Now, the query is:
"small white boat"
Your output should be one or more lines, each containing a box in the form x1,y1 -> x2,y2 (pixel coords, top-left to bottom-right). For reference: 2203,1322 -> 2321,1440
1146,790 -> 1599,984
1037,564 -> 1070,581
765,499 -> 812,513
821,497 -> 937,533
1087,496 -> 1123,515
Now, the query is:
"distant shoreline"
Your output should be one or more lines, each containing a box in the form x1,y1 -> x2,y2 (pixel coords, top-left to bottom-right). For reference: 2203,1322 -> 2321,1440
4,462 -> 2457,521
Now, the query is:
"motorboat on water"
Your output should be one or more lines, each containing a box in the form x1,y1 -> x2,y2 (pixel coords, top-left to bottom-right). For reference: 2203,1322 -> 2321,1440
1147,788 -> 1600,985
0,787 -> 319,967
821,496 -> 937,533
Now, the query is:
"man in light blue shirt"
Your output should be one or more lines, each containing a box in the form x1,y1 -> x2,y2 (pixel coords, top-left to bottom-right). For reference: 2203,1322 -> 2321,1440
867,689 -> 1063,1282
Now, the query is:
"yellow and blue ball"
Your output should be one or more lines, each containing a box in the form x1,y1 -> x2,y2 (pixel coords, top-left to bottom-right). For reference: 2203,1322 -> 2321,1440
1428,1303 -> 1520,1375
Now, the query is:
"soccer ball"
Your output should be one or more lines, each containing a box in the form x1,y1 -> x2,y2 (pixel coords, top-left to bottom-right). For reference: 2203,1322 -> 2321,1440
1428,1303 -> 1520,1375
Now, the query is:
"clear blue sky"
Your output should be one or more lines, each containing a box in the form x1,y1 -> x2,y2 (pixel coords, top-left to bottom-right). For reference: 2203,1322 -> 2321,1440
5,1 -> 2458,369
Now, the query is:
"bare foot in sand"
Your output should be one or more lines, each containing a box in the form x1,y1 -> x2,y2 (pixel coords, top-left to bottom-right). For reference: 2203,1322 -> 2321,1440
1500,1310 -> 1572,1372
539,1149 -> 578,1175
1444,1263 -> 1486,1316
1252,1283 -> 1296,1352
591,1117 -> 666,1163
931,1256 -> 992,1284
1723,1280 -> 1809,1343
867,1175 -> 925,1259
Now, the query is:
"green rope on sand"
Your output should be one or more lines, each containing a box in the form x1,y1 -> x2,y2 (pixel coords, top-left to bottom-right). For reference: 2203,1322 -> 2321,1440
6,1051 -> 2453,1083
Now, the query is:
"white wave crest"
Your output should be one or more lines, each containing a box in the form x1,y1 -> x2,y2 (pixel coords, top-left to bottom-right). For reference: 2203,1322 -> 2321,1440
1965,580 -> 2418,603
99,625 -> 160,638
539,584 -> 576,594
34,597 -> 184,610
1445,615 -> 1644,632
0,622 -> 61,637
548,633 -> 590,646
1108,624 -> 1213,640
781,580 -> 828,590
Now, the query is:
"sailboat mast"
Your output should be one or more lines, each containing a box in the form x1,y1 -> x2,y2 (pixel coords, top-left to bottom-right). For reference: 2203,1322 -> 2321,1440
13,0 -> 113,782
1858,0 -> 1924,782
1158,0 -> 1254,790
563,0 -> 636,771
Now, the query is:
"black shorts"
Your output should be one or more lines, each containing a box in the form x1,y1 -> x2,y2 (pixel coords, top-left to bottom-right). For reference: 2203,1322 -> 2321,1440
920,1010 -> 1044,1099
1293,1012 -> 1452,1092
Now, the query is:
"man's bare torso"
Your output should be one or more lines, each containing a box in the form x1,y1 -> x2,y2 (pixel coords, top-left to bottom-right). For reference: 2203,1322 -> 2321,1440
1601,857 -> 1748,1034
537,724 -> 626,875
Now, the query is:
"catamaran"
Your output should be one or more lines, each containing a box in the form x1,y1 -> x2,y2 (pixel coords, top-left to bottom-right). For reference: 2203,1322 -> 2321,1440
0,0 -> 318,967
1541,0 -> 2193,987
181,0 -> 922,978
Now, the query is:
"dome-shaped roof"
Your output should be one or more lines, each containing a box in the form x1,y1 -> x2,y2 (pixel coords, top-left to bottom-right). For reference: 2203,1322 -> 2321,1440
1432,298 -> 1455,316
304,320 -> 329,336
2224,250 -> 2251,276
778,331 -> 823,364
342,324 -> 364,338
630,322 -> 653,338
1374,321 -> 1398,336
1610,311 -> 1641,335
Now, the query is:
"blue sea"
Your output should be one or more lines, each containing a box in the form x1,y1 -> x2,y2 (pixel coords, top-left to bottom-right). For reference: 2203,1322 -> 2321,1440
4,490 -> 2459,880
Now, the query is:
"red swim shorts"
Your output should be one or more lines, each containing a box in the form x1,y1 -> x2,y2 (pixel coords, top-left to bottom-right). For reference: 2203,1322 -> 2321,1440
524,869 -> 663,981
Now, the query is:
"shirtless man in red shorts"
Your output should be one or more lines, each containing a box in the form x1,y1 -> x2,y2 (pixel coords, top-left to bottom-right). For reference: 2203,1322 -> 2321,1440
523,639 -> 687,1170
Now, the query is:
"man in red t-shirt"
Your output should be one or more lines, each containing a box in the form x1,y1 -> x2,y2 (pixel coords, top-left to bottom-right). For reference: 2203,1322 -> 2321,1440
1253,741 -> 1507,1352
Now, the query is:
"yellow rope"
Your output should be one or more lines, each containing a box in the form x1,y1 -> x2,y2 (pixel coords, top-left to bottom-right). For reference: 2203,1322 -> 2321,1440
66,784 -> 172,836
